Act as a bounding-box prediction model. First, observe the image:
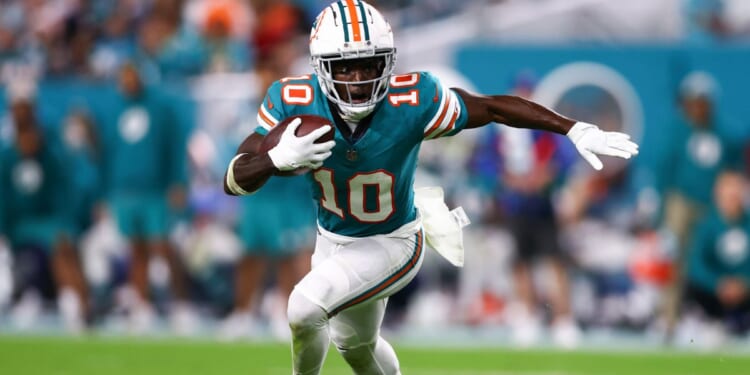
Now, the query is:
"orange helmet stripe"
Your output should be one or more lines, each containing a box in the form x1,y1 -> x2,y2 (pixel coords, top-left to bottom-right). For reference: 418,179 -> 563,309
345,0 -> 362,42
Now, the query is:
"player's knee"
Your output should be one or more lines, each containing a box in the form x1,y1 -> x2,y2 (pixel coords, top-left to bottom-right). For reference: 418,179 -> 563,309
331,325 -> 371,350
287,288 -> 327,333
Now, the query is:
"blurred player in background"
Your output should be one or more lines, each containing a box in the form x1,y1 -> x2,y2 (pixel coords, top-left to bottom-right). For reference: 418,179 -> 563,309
681,171 -> 750,348
0,85 -> 88,333
224,1 -> 638,374
468,72 -> 580,348
660,70 -> 743,341
97,62 -> 192,334
662,71 -> 742,258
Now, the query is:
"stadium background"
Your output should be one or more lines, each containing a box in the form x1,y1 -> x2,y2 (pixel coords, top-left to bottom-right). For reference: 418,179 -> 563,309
1,0 -> 750,374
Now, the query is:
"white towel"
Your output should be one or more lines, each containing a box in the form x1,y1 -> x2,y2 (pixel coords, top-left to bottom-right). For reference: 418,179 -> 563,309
414,186 -> 471,267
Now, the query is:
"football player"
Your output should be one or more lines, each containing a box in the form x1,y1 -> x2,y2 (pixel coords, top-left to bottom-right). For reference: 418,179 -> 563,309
99,63 -> 193,334
1,93 -> 89,333
224,1 -> 639,374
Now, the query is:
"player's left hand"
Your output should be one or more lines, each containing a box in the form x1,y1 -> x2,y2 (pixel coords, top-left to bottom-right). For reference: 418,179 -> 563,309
566,122 -> 639,170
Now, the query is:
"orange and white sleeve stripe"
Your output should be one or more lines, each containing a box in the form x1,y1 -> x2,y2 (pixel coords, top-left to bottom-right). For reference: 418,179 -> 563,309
423,84 -> 462,140
256,102 -> 279,131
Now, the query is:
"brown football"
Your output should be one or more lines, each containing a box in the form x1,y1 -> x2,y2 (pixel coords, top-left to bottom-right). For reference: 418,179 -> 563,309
259,114 -> 335,176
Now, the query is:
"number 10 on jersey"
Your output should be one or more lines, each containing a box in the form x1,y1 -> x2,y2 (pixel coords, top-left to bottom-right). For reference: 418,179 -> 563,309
313,169 -> 395,223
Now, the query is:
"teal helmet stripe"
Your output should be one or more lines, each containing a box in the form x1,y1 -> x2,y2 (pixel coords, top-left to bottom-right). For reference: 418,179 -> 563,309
357,1 -> 370,41
337,1 -> 350,42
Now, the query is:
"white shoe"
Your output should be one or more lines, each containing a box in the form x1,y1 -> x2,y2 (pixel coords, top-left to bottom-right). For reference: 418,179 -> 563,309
700,321 -> 728,350
58,288 -> 84,335
11,289 -> 41,331
512,317 -> 541,347
675,314 -> 728,350
128,303 -> 156,335
552,318 -> 581,349
217,311 -> 255,341
505,303 -> 541,347
170,303 -> 199,337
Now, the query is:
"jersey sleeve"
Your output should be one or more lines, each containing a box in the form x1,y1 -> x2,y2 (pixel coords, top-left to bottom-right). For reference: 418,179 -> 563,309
254,80 -> 286,136
419,71 -> 469,140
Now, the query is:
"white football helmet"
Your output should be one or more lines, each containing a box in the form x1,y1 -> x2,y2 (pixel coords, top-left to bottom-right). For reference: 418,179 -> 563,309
309,1 -> 396,122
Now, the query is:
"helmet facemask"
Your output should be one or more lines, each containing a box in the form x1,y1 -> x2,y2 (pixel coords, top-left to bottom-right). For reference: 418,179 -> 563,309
309,1 -> 396,122
313,48 -> 396,123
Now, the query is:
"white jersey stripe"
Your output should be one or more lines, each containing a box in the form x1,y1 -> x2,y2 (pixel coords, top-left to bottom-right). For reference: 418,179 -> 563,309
423,84 -> 449,137
257,114 -> 273,131
257,103 -> 279,131
260,103 -> 279,125
431,104 -> 461,139
425,87 -> 460,139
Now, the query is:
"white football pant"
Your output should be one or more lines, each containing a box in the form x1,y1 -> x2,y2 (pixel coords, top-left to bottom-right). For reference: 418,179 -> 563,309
288,217 -> 424,375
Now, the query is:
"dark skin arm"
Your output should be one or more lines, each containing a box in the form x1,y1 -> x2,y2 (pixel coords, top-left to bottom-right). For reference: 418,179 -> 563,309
453,88 -> 576,134
223,133 -> 276,195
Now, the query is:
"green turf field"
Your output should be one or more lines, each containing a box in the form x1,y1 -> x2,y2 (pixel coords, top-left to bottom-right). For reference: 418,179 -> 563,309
0,335 -> 747,375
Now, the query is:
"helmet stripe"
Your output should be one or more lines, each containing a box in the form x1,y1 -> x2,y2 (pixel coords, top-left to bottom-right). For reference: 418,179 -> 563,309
345,0 -> 362,42
336,1 -> 350,42
356,1 -> 370,41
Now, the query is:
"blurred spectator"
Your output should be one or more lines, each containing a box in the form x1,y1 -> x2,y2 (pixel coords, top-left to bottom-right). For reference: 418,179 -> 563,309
0,2 -> 24,59
96,63 -> 193,334
662,71 -> 742,247
467,72 -> 580,348
660,70 -> 743,339
0,3 -> 41,78
89,1 -> 141,79
679,171 -> 750,348
26,0 -> 98,78
684,0 -> 728,44
251,0 -> 306,65
191,0 -> 252,73
59,106 -> 116,317
0,84 -> 88,333
138,0 -> 207,80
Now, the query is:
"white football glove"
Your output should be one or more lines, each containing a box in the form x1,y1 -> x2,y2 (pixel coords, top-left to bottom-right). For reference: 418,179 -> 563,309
267,117 -> 336,171
567,122 -> 639,170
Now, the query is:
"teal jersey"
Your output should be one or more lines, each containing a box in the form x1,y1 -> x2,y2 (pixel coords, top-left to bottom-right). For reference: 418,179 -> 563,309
98,88 -> 186,196
254,72 -> 469,237
0,138 -> 72,240
663,116 -> 741,203
687,210 -> 750,292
